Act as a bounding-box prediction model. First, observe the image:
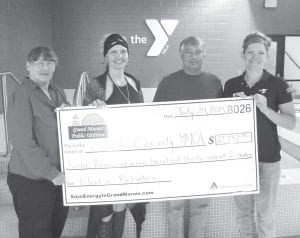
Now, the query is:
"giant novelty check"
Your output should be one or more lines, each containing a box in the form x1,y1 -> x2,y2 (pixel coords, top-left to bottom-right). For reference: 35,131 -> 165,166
57,97 -> 259,206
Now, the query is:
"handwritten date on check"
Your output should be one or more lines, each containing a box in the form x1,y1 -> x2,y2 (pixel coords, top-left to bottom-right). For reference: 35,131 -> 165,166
57,97 -> 258,206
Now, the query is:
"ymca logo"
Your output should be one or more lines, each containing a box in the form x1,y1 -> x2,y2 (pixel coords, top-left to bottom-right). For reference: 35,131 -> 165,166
145,19 -> 178,56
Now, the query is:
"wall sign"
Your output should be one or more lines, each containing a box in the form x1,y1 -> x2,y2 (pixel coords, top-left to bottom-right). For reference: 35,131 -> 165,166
130,19 -> 178,57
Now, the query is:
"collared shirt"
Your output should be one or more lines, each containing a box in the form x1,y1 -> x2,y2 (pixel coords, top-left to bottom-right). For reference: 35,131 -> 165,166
223,70 -> 292,162
7,77 -> 69,180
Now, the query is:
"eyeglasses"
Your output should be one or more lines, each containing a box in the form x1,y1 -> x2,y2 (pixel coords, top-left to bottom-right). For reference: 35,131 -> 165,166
32,60 -> 55,68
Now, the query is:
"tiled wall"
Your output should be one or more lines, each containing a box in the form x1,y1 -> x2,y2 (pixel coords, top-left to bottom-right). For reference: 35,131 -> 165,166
4,0 -> 300,91
3,0 -> 300,90
51,0 -> 300,89
1,0 -> 52,77
0,0 -> 52,113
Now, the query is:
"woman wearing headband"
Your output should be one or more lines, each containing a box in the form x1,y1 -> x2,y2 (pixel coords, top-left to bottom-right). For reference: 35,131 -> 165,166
83,33 -> 145,238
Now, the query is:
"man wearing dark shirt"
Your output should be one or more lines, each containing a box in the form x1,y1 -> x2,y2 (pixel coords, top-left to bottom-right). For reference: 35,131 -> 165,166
153,36 -> 223,238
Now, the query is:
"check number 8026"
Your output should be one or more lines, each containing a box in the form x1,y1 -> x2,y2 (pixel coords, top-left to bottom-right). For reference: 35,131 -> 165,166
227,103 -> 252,114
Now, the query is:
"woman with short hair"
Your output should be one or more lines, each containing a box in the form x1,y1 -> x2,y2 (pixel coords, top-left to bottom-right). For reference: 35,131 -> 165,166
7,46 -> 70,238
223,32 -> 296,238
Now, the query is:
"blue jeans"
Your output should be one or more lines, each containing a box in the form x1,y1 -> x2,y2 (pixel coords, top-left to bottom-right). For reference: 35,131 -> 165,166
166,198 -> 210,238
234,162 -> 281,238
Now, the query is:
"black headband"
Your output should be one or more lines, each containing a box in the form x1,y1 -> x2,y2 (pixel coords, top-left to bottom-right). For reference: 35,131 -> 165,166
103,34 -> 128,56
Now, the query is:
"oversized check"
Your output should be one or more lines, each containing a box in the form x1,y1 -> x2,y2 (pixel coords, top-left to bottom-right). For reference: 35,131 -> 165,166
57,97 -> 259,206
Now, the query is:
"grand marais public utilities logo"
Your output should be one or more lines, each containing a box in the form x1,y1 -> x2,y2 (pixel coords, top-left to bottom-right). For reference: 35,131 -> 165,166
68,114 -> 107,140
146,19 -> 178,56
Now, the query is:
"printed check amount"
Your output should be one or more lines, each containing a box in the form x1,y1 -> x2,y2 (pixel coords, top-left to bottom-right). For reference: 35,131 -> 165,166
57,97 -> 259,206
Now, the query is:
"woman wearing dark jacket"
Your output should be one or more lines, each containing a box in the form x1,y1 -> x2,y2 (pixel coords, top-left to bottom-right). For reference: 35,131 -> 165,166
7,46 -> 70,238
83,33 -> 146,238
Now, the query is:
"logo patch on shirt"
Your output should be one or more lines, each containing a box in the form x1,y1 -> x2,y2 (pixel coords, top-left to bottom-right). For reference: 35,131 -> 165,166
258,88 -> 267,95
287,87 -> 293,94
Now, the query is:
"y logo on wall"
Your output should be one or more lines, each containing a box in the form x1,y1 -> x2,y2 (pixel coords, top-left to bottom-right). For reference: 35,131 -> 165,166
130,19 -> 178,57
146,19 -> 178,56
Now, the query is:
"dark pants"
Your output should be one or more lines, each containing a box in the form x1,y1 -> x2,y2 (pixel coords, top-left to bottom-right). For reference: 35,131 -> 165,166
7,172 -> 69,238
87,203 -> 146,238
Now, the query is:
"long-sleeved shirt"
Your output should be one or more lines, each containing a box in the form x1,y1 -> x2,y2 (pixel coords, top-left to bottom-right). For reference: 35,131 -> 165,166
7,77 -> 69,181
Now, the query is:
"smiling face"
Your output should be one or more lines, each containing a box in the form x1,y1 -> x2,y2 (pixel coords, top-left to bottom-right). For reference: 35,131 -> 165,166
105,44 -> 129,70
26,55 -> 56,87
180,42 -> 206,75
242,42 -> 269,73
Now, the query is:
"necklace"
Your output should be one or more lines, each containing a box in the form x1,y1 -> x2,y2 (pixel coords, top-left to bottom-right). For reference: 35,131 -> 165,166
108,73 -> 131,104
